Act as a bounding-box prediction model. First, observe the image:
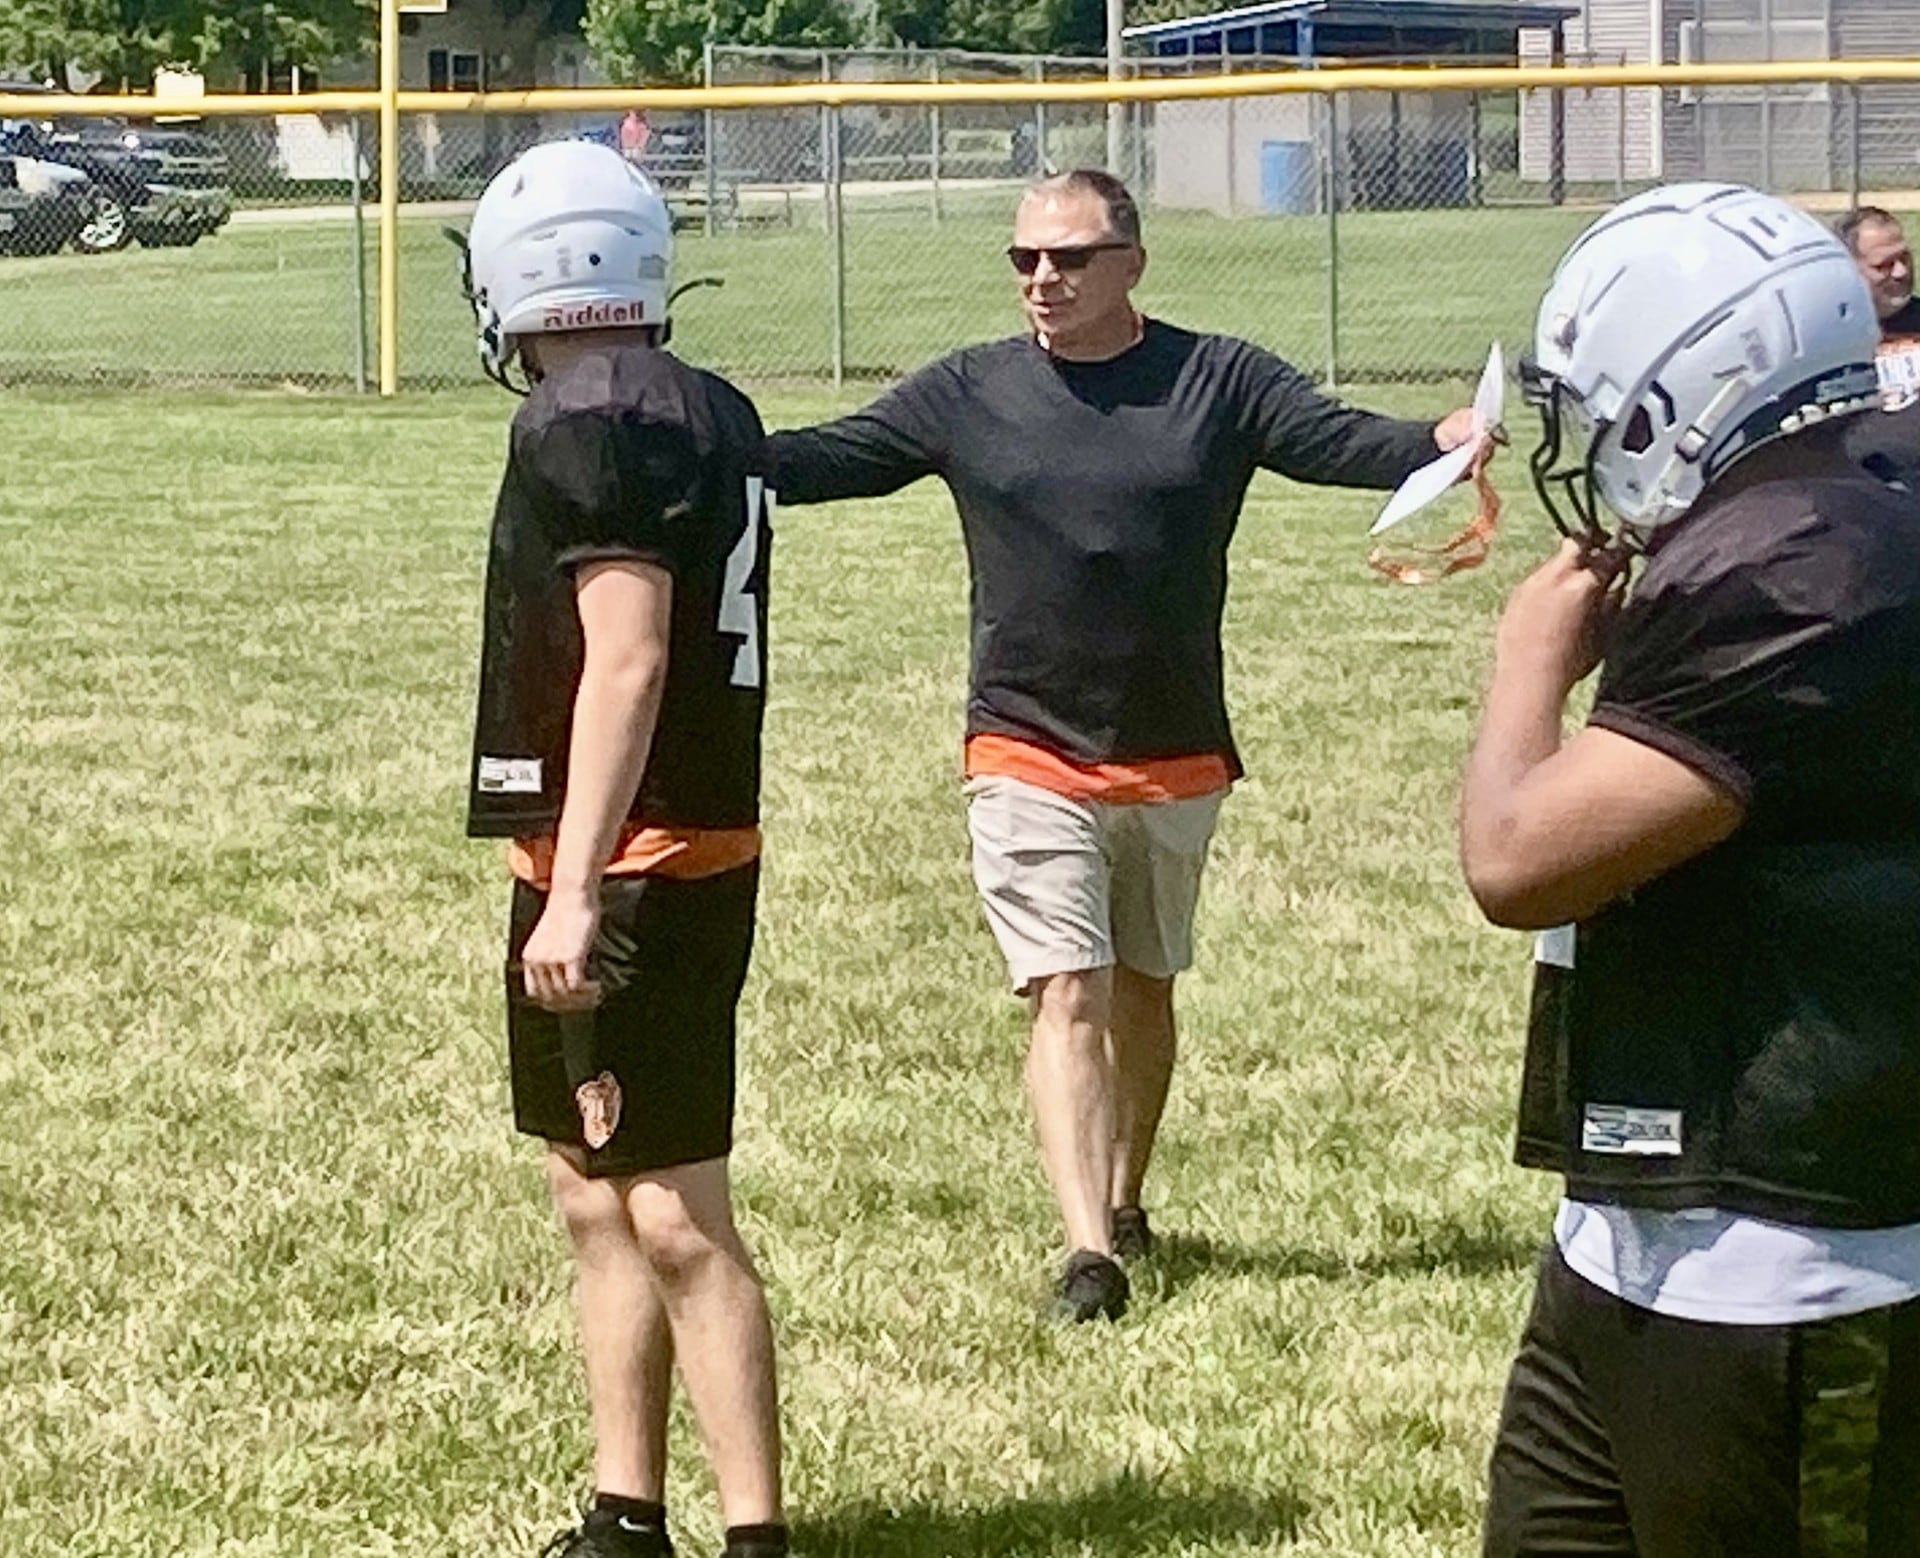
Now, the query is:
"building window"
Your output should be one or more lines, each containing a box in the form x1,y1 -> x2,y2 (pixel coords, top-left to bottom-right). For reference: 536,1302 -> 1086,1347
427,48 -> 483,92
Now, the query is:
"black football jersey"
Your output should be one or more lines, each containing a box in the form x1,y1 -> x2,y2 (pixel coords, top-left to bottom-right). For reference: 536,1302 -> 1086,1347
1515,462 -> 1920,1225
467,343 -> 771,837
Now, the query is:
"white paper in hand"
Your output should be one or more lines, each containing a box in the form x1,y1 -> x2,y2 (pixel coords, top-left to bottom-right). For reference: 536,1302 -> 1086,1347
1370,343 -> 1504,537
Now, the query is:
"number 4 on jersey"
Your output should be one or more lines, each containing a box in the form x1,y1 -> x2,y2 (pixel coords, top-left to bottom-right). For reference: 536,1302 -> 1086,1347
718,476 -> 771,689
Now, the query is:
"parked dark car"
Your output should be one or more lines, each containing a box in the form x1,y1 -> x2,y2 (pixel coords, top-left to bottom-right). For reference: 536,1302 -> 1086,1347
0,82 -> 233,252
0,146 -> 93,255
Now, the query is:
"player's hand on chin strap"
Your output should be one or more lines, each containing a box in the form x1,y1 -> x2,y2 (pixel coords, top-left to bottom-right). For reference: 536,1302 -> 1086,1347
1495,538 -> 1632,694
521,889 -> 606,1012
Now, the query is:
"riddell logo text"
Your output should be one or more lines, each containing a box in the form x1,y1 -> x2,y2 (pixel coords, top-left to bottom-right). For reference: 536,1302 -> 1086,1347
541,300 -> 647,329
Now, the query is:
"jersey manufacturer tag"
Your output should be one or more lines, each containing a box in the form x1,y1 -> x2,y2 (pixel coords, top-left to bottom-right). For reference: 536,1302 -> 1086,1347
1876,341 -> 1920,411
1534,924 -> 1576,969
478,756 -> 543,795
1582,1103 -> 1683,1156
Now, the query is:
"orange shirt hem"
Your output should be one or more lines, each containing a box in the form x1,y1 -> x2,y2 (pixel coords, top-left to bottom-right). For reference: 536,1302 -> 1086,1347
964,733 -> 1232,804
508,823 -> 762,888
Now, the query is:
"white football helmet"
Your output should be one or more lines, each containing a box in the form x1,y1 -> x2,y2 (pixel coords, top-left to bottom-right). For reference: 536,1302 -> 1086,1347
1523,182 -> 1881,544
461,139 -> 673,387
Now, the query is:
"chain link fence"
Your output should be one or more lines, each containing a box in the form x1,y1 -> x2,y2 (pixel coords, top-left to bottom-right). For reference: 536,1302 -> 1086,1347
2,63 -> 1917,392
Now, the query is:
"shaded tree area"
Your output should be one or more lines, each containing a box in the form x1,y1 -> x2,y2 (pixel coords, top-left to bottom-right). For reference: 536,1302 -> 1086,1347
875,0 -> 1105,55
5,0 -> 1117,95
0,0 -> 375,90
587,0 -> 857,86
588,0 -> 1109,84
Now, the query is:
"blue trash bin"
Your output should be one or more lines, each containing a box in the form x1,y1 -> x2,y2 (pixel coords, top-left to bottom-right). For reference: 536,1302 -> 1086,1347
1259,140 -> 1315,215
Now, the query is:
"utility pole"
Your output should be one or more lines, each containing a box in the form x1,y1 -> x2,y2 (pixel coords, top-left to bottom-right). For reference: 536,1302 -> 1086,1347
1106,0 -> 1125,173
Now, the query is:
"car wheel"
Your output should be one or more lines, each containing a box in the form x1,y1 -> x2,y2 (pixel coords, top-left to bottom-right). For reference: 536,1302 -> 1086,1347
73,190 -> 131,253
12,212 -> 68,256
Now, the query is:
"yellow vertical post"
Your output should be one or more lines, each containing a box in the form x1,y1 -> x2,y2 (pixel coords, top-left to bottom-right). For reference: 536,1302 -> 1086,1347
379,0 -> 401,396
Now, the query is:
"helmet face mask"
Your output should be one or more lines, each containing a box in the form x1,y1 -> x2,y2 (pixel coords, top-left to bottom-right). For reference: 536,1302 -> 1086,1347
1527,182 -> 1882,547
460,140 -> 675,392
1523,355 -> 1609,548
448,223 -> 527,395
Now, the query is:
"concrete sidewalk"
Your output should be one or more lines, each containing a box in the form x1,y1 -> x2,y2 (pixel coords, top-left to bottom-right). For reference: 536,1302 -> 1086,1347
231,199 -> 476,226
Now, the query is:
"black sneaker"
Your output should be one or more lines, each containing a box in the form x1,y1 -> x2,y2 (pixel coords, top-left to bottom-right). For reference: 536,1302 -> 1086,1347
1110,1205 -> 1154,1263
1047,1249 -> 1130,1322
540,1511 -> 675,1558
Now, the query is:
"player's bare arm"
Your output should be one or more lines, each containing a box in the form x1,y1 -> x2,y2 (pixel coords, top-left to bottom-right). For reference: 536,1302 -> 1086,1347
521,560 -> 673,1012
1459,540 -> 1743,929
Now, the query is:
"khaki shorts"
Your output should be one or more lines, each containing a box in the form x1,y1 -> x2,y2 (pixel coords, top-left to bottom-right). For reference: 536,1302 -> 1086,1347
964,774 -> 1226,993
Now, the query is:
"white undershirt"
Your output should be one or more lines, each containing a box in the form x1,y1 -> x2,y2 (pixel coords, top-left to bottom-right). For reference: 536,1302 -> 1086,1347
1555,1199 -> 1920,1325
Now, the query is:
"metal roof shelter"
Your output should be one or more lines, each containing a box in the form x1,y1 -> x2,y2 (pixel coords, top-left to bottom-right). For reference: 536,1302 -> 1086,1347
1125,0 -> 1580,209
1122,0 -> 1575,65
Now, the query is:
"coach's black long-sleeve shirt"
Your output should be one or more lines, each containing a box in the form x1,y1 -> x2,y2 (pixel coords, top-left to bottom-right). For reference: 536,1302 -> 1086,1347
759,319 -> 1437,771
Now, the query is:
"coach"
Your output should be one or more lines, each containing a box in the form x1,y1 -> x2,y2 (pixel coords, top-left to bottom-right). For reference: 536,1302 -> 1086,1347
759,169 -> 1478,1322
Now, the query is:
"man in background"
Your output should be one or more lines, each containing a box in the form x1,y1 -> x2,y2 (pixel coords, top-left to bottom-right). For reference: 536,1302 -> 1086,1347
760,168 -> 1480,1323
1837,205 -> 1920,486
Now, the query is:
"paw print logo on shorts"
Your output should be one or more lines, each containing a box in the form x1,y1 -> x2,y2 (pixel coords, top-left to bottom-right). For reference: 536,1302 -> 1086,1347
575,1072 -> 623,1149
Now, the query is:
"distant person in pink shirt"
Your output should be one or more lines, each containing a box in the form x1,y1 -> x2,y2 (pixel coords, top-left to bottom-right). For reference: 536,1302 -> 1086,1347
618,109 -> 651,164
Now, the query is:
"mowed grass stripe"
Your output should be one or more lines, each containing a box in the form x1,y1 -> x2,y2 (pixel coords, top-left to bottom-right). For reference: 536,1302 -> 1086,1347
2,384 -> 1553,1557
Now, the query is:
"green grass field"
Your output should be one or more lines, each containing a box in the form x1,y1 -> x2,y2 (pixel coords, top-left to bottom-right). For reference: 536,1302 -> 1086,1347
0,199 -> 1599,391
0,379 -> 1569,1558
12,190 -> 1907,393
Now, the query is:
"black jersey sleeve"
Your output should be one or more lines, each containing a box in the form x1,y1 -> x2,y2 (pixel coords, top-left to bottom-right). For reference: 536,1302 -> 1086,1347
513,407 -> 705,575
1589,510 -> 1895,808
757,359 -> 954,504
1236,343 -> 1439,489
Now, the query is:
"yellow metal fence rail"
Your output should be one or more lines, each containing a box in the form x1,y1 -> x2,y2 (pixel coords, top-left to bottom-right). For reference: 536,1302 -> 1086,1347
6,53 -> 1920,394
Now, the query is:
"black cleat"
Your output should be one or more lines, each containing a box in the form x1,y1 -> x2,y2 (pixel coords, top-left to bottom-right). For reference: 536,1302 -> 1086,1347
1047,1248 -> 1130,1322
1110,1205 -> 1155,1263
540,1511 -> 675,1558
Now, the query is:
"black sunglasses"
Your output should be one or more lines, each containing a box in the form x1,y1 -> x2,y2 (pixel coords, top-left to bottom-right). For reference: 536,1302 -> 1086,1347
1006,242 -> 1133,276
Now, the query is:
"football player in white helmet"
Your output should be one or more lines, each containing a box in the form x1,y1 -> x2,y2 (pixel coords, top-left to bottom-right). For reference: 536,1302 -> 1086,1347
459,138 -> 675,392
460,139 -> 788,1558
1521,180 -> 1881,548
1465,183 -> 1920,1555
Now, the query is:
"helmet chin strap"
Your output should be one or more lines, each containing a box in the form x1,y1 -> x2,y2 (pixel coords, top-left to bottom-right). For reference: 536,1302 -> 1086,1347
485,354 -> 532,397
662,276 -> 724,349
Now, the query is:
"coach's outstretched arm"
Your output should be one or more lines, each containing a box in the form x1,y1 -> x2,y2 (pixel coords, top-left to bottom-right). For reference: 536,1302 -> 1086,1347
758,360 -> 957,504
1243,346 -> 1479,489
1244,346 -> 1443,489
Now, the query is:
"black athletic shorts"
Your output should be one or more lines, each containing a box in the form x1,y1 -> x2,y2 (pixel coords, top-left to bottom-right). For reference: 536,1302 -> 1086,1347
1485,1243 -> 1920,1558
504,861 -> 758,1178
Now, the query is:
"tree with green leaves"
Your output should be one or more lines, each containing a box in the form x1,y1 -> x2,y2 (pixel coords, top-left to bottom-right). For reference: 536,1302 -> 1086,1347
0,0 -> 183,89
191,0 -> 376,92
873,0 -> 1105,55
0,0 -> 374,91
585,0 -> 858,86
